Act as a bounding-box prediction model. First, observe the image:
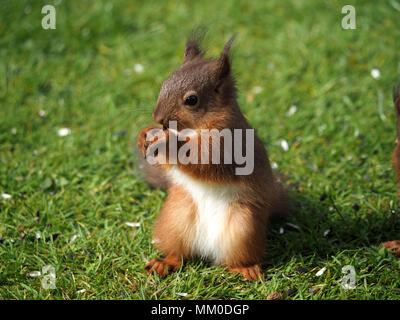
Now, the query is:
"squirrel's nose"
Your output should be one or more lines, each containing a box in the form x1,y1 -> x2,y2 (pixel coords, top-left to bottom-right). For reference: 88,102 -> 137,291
152,109 -> 164,126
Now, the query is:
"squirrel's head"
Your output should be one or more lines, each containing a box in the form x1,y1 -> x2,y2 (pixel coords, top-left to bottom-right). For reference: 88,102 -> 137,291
152,35 -> 237,131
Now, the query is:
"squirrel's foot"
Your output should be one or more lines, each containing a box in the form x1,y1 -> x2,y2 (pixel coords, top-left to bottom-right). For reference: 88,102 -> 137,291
136,126 -> 166,159
145,254 -> 182,278
228,264 -> 264,281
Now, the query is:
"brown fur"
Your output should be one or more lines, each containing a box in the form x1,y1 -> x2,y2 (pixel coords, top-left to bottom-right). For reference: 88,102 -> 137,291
137,34 -> 287,280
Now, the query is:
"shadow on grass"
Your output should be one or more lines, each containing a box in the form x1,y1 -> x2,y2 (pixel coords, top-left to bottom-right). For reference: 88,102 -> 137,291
265,187 -> 400,267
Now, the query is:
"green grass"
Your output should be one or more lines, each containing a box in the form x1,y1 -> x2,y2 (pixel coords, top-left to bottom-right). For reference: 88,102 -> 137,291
1,0 -> 400,300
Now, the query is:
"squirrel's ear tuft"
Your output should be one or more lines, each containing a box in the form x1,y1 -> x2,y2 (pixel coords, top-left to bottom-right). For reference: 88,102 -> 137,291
215,35 -> 235,80
183,29 -> 206,63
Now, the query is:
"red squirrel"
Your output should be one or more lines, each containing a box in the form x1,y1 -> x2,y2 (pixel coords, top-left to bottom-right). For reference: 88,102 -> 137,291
136,34 -> 286,280
393,83 -> 400,196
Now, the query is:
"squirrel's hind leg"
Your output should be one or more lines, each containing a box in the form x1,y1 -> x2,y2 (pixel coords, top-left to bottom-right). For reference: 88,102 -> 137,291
222,202 -> 267,281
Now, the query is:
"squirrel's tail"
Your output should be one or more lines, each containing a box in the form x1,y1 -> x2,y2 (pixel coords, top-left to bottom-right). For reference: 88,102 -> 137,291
269,172 -> 291,222
136,148 -> 170,190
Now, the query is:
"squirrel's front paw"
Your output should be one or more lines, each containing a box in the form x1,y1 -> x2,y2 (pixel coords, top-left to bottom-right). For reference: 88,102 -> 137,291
137,126 -> 165,159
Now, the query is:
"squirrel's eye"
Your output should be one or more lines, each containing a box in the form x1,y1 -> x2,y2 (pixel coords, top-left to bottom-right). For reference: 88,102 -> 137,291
184,95 -> 198,106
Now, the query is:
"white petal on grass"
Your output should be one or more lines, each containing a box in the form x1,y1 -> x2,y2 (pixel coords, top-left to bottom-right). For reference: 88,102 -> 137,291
76,289 -> 86,294
323,229 -> 331,237
11,128 -> 17,135
316,267 -> 327,276
176,293 -> 188,297
282,273 -> 291,280
279,139 -> 289,152
134,64 -> 144,73
287,105 -> 297,116
35,232 -> 41,239
271,162 -> 278,169
286,222 -> 301,231
1,193 -> 12,199
28,271 -> 41,278
69,234 -> 78,243
252,86 -> 263,94
318,124 -> 327,133
371,68 -> 381,79
38,110 -> 46,117
125,222 -> 140,227
58,128 -> 71,137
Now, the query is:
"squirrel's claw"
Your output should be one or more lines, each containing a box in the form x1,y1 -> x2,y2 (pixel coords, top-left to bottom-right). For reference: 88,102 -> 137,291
228,265 -> 264,281
137,126 -> 164,159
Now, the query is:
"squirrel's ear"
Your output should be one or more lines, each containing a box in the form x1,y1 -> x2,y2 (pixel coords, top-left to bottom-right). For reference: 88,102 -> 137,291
183,32 -> 204,63
215,36 -> 235,81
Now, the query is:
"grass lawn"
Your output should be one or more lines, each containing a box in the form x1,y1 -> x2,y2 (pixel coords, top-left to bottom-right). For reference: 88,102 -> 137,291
1,0 -> 400,300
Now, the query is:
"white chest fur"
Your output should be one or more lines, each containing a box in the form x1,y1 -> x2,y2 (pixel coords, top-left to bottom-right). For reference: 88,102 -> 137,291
168,167 -> 239,264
